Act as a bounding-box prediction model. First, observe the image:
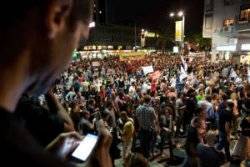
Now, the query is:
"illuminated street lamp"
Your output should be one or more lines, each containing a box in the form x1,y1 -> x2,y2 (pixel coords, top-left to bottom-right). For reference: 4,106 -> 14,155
170,11 -> 185,41
178,11 -> 184,17
170,12 -> 175,17
170,10 -> 185,54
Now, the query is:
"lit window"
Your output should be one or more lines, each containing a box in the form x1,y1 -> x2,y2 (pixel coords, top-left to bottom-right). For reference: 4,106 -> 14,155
223,18 -> 235,27
240,8 -> 250,21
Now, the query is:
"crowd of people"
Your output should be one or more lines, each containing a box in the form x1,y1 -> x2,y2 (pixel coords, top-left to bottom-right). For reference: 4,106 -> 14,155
18,54 -> 250,167
1,1 -> 249,167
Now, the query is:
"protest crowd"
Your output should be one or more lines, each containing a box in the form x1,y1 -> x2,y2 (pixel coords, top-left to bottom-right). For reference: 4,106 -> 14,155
1,1 -> 249,167
17,53 -> 250,167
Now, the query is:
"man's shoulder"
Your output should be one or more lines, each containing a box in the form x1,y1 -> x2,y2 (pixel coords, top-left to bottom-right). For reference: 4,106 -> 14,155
136,105 -> 144,111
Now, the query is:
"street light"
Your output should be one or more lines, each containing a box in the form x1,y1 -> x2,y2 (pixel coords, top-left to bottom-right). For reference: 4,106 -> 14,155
169,11 -> 185,39
178,11 -> 184,17
169,11 -> 185,54
170,12 -> 175,17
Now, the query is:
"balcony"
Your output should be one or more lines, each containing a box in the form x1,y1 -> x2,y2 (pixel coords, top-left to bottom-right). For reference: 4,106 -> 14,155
235,20 -> 250,38
236,20 -> 250,32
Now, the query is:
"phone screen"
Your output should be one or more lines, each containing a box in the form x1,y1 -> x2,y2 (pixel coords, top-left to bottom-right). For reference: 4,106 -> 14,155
72,134 -> 98,162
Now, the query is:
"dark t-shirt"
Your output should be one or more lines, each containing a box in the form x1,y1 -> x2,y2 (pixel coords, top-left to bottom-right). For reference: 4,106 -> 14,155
185,97 -> 197,117
185,126 -> 200,156
218,103 -> 232,133
0,107 -> 72,167
241,117 -> 250,137
15,96 -> 64,147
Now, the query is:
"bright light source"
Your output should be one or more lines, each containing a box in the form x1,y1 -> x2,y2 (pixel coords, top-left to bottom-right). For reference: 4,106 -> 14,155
99,10 -> 102,14
216,45 -> 236,51
173,46 -> 179,53
141,29 -> 145,32
241,44 -> 250,51
170,12 -> 175,17
89,22 -> 96,28
178,11 -> 184,17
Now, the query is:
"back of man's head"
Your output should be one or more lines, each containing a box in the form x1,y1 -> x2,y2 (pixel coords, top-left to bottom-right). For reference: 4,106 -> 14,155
206,130 -> 218,147
0,0 -> 93,62
0,0 -> 93,97
205,95 -> 212,102
143,95 -> 151,104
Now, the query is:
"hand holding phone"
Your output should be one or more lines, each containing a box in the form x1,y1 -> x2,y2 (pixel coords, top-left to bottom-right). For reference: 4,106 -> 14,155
70,120 -> 113,167
46,131 -> 82,159
71,134 -> 99,162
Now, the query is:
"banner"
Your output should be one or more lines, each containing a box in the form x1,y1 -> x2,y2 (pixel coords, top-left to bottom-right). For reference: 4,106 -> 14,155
142,66 -> 154,75
175,21 -> 184,42
173,46 -> 179,53
222,67 -> 229,77
92,61 -> 100,67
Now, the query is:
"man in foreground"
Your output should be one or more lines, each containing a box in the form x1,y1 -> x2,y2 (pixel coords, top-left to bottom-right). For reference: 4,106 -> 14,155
0,0 -> 111,166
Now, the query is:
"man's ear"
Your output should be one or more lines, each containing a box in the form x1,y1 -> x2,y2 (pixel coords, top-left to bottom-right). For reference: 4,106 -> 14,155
46,0 -> 73,39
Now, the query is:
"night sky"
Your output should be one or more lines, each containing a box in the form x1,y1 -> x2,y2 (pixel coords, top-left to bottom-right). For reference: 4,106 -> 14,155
103,0 -> 204,34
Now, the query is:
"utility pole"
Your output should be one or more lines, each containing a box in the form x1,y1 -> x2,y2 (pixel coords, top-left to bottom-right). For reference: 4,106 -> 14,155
134,23 -> 137,49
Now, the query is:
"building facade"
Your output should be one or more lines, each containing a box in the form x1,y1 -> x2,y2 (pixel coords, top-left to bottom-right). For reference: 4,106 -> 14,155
203,0 -> 250,62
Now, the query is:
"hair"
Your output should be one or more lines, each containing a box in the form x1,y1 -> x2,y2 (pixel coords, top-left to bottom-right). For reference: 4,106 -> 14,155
0,0 -> 93,29
206,130 -> 218,147
120,111 -> 128,119
230,92 -> 238,100
143,95 -> 151,104
177,92 -> 183,98
212,93 -> 218,100
0,0 -> 93,65
127,153 -> 149,167
221,93 -> 228,101
205,95 -> 212,102
88,99 -> 95,105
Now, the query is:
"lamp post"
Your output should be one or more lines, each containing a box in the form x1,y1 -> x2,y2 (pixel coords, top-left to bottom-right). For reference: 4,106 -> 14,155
141,29 -> 146,48
177,11 -> 185,43
170,11 -> 185,54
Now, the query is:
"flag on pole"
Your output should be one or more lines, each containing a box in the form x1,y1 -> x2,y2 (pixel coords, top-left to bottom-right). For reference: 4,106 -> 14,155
181,56 -> 188,71
180,66 -> 188,83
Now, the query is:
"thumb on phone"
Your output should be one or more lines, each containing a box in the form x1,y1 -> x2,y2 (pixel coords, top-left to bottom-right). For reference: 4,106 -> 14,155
88,119 -> 113,167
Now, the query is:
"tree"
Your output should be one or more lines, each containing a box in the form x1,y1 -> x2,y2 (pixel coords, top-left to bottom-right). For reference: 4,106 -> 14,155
185,32 -> 211,51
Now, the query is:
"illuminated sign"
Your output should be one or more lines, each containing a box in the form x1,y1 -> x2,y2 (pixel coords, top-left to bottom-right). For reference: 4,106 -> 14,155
175,21 -> 184,42
241,44 -> 250,51
144,31 -> 159,38
216,45 -> 236,51
173,46 -> 179,53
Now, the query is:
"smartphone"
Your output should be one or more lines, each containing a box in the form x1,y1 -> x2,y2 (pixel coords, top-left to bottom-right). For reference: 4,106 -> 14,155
71,134 -> 99,162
